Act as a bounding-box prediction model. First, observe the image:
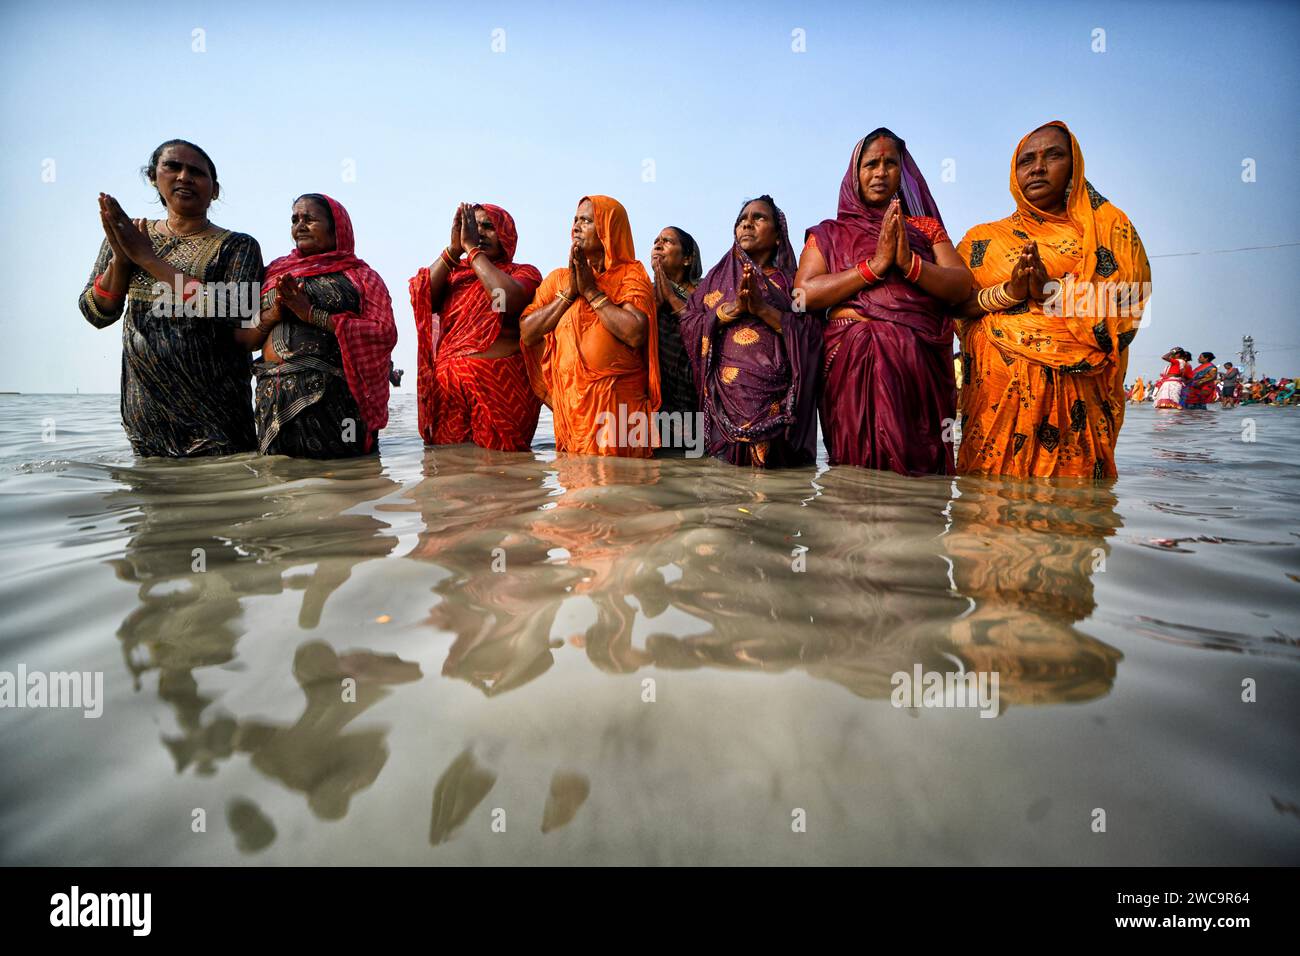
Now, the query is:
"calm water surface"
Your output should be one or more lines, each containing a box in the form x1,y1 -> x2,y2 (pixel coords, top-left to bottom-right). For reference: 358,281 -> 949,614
1,394 -> 1297,864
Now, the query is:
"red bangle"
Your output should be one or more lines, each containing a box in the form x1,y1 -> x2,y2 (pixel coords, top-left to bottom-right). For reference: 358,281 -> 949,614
855,260 -> 879,285
905,254 -> 923,283
440,249 -> 458,270
467,247 -> 485,264
93,274 -> 124,303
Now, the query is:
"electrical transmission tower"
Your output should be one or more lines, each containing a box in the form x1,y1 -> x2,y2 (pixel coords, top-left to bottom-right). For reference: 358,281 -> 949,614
1239,335 -> 1256,380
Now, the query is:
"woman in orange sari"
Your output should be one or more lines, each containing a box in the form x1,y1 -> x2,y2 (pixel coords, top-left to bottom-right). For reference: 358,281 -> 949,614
954,121 -> 1151,479
521,196 -> 658,457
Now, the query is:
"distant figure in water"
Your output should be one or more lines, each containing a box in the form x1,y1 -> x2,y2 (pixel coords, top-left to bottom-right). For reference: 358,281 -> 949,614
1153,348 -> 1192,408
953,121 -> 1151,479
1218,362 -> 1241,408
1184,352 -> 1218,409
1127,376 -> 1146,403
79,139 -> 262,457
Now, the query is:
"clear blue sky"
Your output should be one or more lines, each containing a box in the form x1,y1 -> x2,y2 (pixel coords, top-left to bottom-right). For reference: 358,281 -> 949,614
3,0 -> 1298,392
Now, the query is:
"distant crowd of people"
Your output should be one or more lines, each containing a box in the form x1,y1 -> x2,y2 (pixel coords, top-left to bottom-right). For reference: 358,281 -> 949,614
1125,348 -> 1296,409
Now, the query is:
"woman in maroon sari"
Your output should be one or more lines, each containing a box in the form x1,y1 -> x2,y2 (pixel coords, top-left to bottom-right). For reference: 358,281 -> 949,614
796,129 -> 972,475
681,195 -> 821,467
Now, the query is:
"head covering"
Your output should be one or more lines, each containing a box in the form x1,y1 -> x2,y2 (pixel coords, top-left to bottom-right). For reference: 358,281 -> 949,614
805,130 -> 949,340
264,195 -> 397,447
476,203 -> 519,263
581,194 -> 639,268
667,226 -> 704,286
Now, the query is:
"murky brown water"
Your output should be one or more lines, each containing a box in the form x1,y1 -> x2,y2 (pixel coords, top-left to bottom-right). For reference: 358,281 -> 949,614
1,395 -> 1297,864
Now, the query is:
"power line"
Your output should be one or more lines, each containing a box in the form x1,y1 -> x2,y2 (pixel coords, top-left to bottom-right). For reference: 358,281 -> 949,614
1149,240 -> 1300,259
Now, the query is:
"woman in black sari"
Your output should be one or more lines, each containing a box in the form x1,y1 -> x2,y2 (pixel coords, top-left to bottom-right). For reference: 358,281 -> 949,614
79,139 -> 262,457
243,194 -> 397,458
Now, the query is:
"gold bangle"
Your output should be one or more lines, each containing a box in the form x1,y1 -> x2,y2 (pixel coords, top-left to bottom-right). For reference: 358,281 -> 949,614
588,293 -> 609,310
556,290 -> 572,303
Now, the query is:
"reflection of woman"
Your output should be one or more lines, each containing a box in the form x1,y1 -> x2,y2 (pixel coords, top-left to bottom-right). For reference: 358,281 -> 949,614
954,122 -> 1151,478
943,478 -> 1124,707
246,194 -> 397,456
105,456 -> 401,776
682,196 -> 821,467
796,129 -> 971,475
80,139 -> 262,457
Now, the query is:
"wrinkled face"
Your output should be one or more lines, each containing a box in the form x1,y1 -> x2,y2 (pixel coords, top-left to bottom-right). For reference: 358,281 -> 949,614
153,144 -> 217,214
472,207 -> 502,259
858,137 -> 902,207
572,199 -> 602,257
1016,126 -> 1073,212
651,228 -> 690,277
292,198 -> 335,255
734,201 -> 778,260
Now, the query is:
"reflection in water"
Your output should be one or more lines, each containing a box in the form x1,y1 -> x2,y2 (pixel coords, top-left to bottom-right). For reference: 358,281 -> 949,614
429,748 -> 497,846
541,771 -> 591,834
236,640 -> 421,819
404,450 -> 1122,710
227,797 -> 276,854
100,454 -> 415,818
944,477 -> 1124,707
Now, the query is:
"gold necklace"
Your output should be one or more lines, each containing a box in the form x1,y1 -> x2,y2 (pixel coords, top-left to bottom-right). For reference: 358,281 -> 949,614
163,218 -> 210,239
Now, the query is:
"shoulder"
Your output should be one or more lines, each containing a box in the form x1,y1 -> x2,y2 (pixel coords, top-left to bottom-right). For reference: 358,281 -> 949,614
507,261 -> 544,285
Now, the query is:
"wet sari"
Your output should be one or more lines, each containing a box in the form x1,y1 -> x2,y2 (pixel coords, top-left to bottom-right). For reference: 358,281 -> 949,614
1153,360 -> 1189,409
955,121 -> 1151,478
1184,362 -> 1218,409
521,195 -> 659,457
260,195 -> 397,455
79,225 -> 262,457
409,204 -> 544,451
805,135 -> 956,476
680,198 -> 821,467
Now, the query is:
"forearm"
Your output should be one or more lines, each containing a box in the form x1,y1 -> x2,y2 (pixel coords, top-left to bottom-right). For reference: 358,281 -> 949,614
912,261 -> 972,304
797,269 -> 871,310
593,301 -> 646,348
471,256 -> 530,314
520,296 -> 566,347
425,250 -> 458,305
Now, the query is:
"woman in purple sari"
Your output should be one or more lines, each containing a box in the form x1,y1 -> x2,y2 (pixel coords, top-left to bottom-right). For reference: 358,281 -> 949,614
796,129 -> 972,475
681,196 -> 822,467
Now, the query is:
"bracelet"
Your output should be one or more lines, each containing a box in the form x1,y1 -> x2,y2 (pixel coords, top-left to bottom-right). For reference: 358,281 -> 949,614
905,254 -> 923,283
588,292 -> 610,310
855,260 -> 879,285
467,247 -> 485,264
93,274 -> 125,303
556,290 -> 573,304
976,281 -> 1025,314
440,248 -> 459,270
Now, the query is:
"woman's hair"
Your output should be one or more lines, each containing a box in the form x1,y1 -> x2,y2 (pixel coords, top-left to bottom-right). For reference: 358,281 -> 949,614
667,226 -> 703,284
863,127 -> 906,154
294,194 -> 335,234
140,140 -> 218,206
1200,351 -> 1216,362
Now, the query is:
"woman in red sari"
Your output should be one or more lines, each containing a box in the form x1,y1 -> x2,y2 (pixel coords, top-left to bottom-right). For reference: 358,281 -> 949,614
795,129 -> 972,475
409,203 -> 543,451
1184,352 -> 1218,409
1153,348 -> 1192,409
